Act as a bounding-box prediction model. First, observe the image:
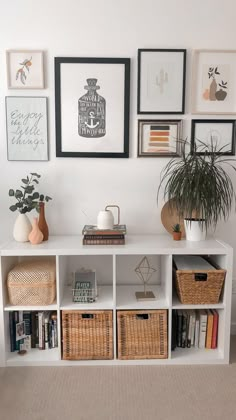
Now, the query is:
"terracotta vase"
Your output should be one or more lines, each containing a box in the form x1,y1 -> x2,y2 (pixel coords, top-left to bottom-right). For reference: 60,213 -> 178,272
38,202 -> 49,241
173,232 -> 182,241
28,217 -> 44,244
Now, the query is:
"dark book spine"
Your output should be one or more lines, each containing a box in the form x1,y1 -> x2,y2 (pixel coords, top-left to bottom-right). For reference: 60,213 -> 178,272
84,234 -> 125,240
23,311 -> 31,336
181,311 -> 187,348
31,312 -> 36,348
14,311 -> 20,351
83,238 -> 125,245
171,310 -> 177,351
177,311 -> 182,347
9,312 -> 15,352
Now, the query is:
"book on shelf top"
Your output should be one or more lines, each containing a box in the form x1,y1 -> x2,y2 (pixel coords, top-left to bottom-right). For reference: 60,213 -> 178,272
82,224 -> 127,235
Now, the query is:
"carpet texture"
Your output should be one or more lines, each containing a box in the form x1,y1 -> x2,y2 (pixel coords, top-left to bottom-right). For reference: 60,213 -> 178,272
1,336 -> 236,420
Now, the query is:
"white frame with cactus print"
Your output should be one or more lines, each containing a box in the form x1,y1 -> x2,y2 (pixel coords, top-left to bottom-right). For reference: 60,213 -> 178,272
191,49 -> 236,114
6,50 -> 44,89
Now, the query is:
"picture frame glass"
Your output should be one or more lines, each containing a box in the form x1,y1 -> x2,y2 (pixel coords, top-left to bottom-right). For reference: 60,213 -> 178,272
6,96 -> 48,161
138,120 -> 182,156
7,50 -> 44,89
192,50 -> 236,114
55,58 -> 130,158
138,50 -> 186,114
191,120 -> 235,155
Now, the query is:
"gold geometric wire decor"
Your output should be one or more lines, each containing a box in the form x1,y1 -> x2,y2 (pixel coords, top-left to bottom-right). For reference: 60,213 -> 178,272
134,256 -> 157,300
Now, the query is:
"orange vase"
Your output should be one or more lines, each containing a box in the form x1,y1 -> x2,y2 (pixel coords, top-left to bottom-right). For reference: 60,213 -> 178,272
38,202 -> 49,241
28,217 -> 44,244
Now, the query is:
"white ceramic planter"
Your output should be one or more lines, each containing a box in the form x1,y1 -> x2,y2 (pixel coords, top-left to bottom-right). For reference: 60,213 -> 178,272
13,213 -> 32,242
97,210 -> 114,229
184,219 -> 206,241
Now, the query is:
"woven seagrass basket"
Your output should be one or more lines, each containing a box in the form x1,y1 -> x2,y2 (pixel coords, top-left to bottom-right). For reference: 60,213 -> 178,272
117,310 -> 168,360
7,259 -> 56,305
173,257 -> 226,304
62,310 -> 113,360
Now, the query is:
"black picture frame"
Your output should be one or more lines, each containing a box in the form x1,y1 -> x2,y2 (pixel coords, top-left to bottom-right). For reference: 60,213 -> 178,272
55,57 -> 130,158
191,119 -> 236,155
137,49 -> 186,114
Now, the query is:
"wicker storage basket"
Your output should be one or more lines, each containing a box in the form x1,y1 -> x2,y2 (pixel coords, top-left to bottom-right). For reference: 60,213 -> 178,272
173,256 -> 226,304
117,310 -> 168,360
7,259 -> 56,306
62,310 -> 113,360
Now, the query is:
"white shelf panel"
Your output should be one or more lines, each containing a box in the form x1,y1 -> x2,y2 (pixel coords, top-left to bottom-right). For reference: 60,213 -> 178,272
171,346 -> 224,364
60,285 -> 114,310
6,347 -> 59,366
172,294 -> 225,309
4,302 -> 58,312
116,285 -> 168,309
0,235 -> 230,256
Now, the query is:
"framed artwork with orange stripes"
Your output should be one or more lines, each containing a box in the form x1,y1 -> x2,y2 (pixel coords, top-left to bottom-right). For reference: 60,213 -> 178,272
137,49 -> 186,114
138,120 -> 182,157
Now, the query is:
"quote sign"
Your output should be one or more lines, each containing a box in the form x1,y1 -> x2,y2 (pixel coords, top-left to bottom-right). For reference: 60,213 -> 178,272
6,96 -> 48,161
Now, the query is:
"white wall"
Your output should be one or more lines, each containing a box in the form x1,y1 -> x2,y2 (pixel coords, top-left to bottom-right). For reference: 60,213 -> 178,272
1,0 -> 236,321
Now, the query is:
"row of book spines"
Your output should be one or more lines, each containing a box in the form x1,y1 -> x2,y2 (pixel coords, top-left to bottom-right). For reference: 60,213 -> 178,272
172,309 -> 219,350
9,311 -> 58,352
84,234 -> 125,240
83,238 -> 125,245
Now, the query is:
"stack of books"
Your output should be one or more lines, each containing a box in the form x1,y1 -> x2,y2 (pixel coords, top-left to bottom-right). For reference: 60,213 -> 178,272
171,309 -> 219,350
82,224 -> 126,245
9,310 -> 58,352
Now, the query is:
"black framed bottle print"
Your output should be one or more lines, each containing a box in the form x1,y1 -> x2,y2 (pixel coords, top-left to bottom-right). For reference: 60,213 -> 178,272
55,57 -> 130,158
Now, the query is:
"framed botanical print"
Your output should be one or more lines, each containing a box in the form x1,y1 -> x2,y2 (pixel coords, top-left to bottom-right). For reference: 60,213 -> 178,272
191,119 -> 236,155
191,50 -> 236,114
5,96 -> 48,161
6,50 -> 44,89
55,57 -> 130,158
137,49 -> 186,114
138,119 -> 182,157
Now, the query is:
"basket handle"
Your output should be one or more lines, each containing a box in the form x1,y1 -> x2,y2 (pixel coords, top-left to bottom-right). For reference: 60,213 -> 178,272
194,273 -> 207,281
136,314 -> 149,320
82,314 -> 94,319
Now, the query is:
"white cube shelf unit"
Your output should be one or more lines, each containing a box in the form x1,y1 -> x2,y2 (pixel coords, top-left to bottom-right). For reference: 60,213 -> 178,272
0,235 -> 233,366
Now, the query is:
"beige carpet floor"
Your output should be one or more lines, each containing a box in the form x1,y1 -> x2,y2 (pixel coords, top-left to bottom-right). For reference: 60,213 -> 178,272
1,337 -> 236,420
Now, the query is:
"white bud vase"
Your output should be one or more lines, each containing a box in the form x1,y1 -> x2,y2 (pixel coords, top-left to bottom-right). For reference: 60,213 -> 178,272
13,213 -> 32,242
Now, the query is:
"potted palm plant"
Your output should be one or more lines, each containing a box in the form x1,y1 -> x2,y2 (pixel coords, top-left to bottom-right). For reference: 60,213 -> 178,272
158,139 -> 236,241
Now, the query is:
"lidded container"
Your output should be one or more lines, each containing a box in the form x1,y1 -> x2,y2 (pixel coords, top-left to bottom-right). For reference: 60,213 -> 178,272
7,258 -> 56,306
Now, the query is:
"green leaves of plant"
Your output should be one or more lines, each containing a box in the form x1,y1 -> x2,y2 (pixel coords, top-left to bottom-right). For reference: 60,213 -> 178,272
8,173 -> 52,214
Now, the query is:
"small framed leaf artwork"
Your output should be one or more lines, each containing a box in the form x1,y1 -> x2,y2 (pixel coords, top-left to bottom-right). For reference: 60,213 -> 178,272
138,119 -> 182,157
191,49 -> 236,114
6,50 -> 44,89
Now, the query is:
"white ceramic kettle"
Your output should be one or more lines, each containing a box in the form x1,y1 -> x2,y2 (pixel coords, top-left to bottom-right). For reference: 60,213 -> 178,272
97,205 -> 120,230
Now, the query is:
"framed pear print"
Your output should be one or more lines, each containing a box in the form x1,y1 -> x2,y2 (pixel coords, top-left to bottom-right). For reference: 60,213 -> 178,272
191,49 -> 236,114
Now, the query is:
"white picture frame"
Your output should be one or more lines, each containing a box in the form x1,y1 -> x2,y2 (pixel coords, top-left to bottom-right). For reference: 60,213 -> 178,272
191,49 -> 236,114
6,96 -> 49,161
6,50 -> 44,89
137,49 -> 186,114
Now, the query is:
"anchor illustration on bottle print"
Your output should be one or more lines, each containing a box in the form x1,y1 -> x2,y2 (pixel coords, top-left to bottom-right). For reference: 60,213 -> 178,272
78,78 -> 106,138
85,111 -> 100,129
